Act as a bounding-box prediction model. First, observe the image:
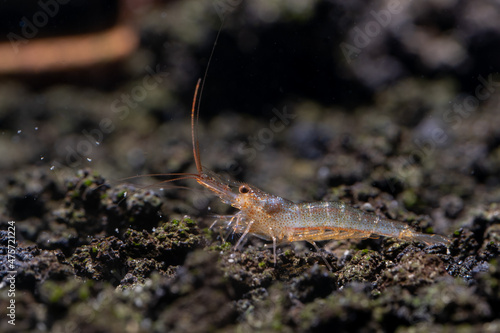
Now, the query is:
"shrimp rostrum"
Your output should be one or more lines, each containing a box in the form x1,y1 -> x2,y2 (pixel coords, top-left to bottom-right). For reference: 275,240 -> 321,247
174,80 -> 451,267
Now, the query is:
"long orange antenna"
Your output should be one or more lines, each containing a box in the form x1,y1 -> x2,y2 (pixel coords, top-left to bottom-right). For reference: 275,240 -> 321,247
191,79 -> 203,174
191,19 -> 225,175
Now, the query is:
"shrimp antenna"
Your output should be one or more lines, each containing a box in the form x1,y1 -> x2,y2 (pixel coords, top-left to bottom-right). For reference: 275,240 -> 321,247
191,79 -> 203,174
192,18 -> 226,175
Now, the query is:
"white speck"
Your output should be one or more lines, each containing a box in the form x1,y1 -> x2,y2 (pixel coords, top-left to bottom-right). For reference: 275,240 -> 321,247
95,141 -> 100,146
340,203 -> 346,214
361,202 -> 374,212
50,166 -> 55,170
115,228 -> 119,233
17,130 -> 21,134
35,127 -> 38,131
40,156 -> 44,160
87,158 -> 92,162
208,206 -> 211,211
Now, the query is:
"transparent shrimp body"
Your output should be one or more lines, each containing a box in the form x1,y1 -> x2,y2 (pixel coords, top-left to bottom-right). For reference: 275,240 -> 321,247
197,175 -> 450,266
184,80 -> 450,267
222,181 -> 448,241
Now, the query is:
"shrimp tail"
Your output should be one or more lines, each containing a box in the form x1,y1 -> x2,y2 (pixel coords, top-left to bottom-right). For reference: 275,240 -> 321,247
408,232 -> 451,246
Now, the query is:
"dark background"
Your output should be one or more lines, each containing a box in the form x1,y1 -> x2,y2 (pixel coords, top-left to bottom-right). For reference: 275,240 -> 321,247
1,0 -> 500,331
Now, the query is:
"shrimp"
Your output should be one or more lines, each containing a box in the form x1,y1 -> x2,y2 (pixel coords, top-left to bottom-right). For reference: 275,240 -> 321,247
171,79 -> 451,267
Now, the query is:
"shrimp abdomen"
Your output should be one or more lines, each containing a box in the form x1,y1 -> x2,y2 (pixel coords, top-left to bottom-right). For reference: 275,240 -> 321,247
285,201 -> 450,245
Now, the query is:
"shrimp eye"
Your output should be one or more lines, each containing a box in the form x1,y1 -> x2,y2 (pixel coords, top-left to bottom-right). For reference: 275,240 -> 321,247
239,185 -> 250,194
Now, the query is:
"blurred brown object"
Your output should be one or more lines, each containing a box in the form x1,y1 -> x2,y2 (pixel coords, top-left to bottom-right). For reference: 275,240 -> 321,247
0,24 -> 138,74
0,0 -> 148,75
